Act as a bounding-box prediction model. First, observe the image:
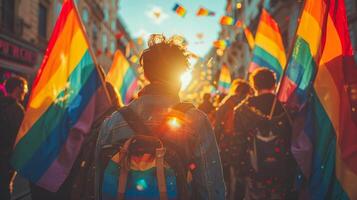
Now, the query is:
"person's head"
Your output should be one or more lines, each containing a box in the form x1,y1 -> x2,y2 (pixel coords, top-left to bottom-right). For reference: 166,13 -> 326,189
140,34 -> 190,92
230,79 -> 253,98
5,76 -> 28,102
203,93 -> 211,102
249,68 -> 276,94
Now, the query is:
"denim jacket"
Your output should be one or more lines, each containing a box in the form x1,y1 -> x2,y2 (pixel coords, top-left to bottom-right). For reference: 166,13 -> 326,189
94,86 -> 225,200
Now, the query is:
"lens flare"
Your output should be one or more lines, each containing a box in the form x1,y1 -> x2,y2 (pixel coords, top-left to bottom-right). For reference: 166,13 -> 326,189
167,117 -> 181,129
136,179 -> 148,191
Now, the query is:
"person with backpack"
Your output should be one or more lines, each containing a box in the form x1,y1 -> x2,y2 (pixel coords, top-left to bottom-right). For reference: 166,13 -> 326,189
0,76 -> 28,200
234,68 -> 296,200
95,34 -> 225,200
214,79 -> 253,200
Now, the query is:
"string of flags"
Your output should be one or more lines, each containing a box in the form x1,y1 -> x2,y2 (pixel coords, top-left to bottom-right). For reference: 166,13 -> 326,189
196,7 -> 215,16
173,3 -> 187,17
213,40 -> 230,50
172,3 -> 216,18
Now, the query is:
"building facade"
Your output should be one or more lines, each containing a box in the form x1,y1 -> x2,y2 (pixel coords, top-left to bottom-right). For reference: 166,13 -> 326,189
0,0 -> 136,85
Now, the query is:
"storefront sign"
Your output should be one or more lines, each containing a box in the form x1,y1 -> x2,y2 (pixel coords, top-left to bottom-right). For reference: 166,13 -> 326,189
0,37 -> 37,67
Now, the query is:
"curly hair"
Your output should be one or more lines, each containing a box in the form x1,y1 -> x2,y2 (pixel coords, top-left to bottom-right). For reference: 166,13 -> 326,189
140,34 -> 190,83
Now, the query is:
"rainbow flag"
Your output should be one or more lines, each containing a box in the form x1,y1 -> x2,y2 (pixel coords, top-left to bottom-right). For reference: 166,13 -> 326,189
217,64 -> 231,93
196,7 -> 215,16
213,40 -> 229,49
173,3 -> 186,17
248,9 -> 286,79
220,16 -> 234,25
243,25 -> 255,50
106,50 -> 138,105
278,0 -> 357,199
10,0 -> 104,192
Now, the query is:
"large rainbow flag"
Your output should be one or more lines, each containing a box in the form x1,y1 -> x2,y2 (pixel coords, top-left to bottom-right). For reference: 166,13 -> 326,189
106,50 -> 138,105
11,0 -> 104,192
217,64 -> 231,93
249,9 -> 286,80
278,0 -> 357,199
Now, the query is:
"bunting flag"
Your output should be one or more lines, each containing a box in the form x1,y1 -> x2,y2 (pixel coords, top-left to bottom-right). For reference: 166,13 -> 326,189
243,25 -> 255,50
106,50 -> 138,105
173,3 -> 186,17
196,7 -> 215,16
248,9 -> 286,80
220,16 -> 234,25
278,0 -> 357,199
213,40 -> 229,49
235,20 -> 243,28
217,64 -> 231,93
10,0 -> 104,192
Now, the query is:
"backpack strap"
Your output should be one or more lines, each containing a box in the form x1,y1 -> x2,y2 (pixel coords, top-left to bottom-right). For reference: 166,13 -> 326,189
117,138 -> 134,200
156,148 -> 168,200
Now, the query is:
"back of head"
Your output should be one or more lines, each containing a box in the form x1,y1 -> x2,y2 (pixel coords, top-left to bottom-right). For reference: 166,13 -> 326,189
140,34 -> 190,86
5,76 -> 27,94
203,93 -> 211,102
230,79 -> 253,98
249,68 -> 276,92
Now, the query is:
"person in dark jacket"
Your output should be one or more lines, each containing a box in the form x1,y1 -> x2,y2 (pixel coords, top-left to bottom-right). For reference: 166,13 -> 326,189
234,68 -> 295,200
0,76 -> 28,200
95,34 -> 225,200
198,93 -> 215,115
215,79 -> 253,200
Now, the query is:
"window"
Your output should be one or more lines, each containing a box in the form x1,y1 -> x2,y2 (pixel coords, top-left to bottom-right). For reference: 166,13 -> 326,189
1,0 -> 15,31
110,41 -> 116,53
111,21 -> 116,31
38,4 -> 48,38
55,1 -> 62,17
92,24 -> 98,49
103,5 -> 109,21
82,8 -> 89,24
102,34 -> 108,49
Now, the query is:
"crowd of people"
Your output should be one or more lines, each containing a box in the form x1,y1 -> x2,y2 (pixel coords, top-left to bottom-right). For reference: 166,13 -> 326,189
1,35 -> 297,200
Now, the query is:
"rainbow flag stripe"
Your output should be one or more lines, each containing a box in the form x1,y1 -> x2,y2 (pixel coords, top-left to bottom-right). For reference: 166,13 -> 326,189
196,7 -> 215,16
217,64 -> 231,93
106,50 -> 138,104
243,26 -> 255,51
249,9 -> 286,79
10,0 -> 102,192
173,4 -> 186,17
279,0 -> 357,199
220,16 -> 234,25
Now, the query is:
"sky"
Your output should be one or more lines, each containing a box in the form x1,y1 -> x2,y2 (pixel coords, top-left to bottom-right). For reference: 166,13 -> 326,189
117,0 -> 226,58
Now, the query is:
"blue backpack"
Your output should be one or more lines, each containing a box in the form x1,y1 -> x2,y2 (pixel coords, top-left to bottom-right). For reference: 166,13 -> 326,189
97,103 -> 195,200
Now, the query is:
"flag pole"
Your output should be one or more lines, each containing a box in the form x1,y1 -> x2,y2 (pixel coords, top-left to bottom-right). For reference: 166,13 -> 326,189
72,0 -> 112,106
268,0 -> 306,119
